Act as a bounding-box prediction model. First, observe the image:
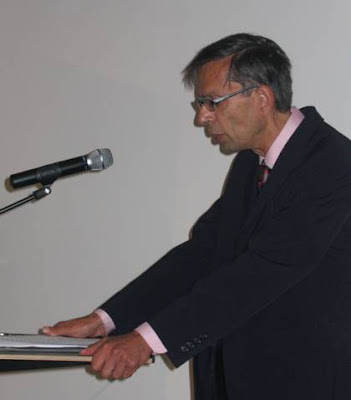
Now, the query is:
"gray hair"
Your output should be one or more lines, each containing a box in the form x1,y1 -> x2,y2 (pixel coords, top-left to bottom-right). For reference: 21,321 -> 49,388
182,33 -> 292,112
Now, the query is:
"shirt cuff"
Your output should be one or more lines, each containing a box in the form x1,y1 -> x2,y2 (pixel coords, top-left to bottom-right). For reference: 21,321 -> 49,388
135,322 -> 168,354
95,309 -> 116,335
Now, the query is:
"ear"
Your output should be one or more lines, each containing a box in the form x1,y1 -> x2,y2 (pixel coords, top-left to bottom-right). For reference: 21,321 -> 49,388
255,85 -> 275,112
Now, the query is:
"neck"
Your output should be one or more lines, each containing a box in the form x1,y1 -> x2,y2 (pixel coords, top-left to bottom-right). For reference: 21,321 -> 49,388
254,110 -> 291,157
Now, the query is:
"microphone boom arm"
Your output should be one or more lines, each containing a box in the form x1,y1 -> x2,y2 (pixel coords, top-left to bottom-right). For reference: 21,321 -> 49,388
0,186 -> 52,216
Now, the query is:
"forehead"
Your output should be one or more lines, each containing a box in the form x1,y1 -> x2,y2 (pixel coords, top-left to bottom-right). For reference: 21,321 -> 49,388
195,56 -> 236,96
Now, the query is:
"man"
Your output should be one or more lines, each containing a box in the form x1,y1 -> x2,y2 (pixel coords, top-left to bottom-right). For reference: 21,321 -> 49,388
43,34 -> 351,399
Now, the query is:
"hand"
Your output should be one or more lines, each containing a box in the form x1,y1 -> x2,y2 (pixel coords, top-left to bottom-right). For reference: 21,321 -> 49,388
81,330 -> 152,380
41,312 -> 106,338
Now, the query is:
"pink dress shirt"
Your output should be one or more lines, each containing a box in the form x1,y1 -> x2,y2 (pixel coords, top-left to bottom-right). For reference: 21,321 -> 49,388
95,303 -> 167,354
261,106 -> 304,168
96,107 -> 305,355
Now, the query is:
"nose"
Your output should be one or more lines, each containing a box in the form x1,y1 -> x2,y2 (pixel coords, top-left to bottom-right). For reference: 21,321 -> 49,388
194,105 -> 215,127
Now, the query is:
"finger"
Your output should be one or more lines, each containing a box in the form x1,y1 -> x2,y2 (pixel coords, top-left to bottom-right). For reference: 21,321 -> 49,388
81,338 -> 107,356
40,326 -> 54,335
111,355 -> 128,380
99,352 -> 119,379
41,323 -> 69,336
90,345 -> 111,373
121,363 -> 138,379
41,314 -> 101,338
122,368 -> 136,379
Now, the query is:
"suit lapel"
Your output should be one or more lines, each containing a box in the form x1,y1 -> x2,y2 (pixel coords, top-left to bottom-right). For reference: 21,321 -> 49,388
236,107 -> 325,254
215,150 -> 259,265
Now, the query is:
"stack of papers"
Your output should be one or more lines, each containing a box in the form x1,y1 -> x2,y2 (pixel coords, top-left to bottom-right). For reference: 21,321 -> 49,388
0,334 -> 98,350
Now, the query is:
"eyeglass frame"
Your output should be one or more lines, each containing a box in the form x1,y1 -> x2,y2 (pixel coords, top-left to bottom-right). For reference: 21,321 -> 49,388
193,85 -> 258,112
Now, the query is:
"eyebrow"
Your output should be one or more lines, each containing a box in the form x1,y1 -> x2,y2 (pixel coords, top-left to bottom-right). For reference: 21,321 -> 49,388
196,92 -> 221,99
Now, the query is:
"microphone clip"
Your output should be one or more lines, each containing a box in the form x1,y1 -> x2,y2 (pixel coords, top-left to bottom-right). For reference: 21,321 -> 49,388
0,185 -> 52,216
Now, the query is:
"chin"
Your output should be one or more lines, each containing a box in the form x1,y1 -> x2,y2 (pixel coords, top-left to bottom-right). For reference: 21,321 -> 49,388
219,144 -> 238,156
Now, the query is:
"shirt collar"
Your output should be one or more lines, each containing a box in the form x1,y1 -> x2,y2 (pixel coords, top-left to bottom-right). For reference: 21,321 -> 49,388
260,106 -> 305,169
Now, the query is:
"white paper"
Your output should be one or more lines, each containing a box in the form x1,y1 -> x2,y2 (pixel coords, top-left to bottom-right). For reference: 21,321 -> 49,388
0,334 -> 98,349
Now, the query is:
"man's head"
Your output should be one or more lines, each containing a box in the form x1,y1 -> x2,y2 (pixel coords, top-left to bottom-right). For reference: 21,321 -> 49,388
183,34 -> 293,155
183,33 -> 292,113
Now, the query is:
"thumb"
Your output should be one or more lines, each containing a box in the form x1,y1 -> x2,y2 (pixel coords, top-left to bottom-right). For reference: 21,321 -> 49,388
40,326 -> 56,336
80,338 -> 107,356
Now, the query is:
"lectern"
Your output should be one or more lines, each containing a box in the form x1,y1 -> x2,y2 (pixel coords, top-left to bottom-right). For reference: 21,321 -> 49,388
0,334 -> 94,372
0,350 -> 91,372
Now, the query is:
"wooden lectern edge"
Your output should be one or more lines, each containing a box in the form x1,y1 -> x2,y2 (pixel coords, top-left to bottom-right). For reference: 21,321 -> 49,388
0,353 -> 154,364
0,353 -> 92,362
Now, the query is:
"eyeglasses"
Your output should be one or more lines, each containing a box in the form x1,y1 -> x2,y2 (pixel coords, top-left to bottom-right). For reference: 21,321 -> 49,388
193,85 -> 258,112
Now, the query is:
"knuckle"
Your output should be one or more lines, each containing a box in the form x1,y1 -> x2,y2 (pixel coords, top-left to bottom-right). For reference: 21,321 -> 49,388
117,350 -> 127,360
91,361 -> 100,372
111,348 -> 120,357
123,369 -> 134,379
101,371 -> 110,379
128,360 -> 138,369
112,370 -> 122,380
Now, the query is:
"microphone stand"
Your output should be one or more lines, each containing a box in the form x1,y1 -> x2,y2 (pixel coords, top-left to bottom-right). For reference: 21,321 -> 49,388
0,186 -> 52,216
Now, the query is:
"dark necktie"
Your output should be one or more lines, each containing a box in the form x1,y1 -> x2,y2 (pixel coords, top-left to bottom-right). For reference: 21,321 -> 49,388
257,160 -> 270,189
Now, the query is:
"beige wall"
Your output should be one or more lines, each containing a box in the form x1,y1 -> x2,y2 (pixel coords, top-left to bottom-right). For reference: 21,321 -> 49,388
0,0 -> 350,399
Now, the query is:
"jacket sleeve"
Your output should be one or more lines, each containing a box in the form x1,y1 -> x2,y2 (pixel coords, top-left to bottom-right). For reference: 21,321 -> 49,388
99,196 -> 223,334
147,166 -> 351,367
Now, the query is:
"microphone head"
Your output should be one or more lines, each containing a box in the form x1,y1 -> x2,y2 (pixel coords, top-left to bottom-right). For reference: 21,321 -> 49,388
86,149 -> 114,171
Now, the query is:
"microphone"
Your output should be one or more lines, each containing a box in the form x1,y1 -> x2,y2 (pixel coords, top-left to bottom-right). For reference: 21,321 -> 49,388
9,148 -> 113,188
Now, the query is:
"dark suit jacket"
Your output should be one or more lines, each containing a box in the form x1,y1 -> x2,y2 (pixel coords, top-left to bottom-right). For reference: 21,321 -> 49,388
101,107 -> 351,400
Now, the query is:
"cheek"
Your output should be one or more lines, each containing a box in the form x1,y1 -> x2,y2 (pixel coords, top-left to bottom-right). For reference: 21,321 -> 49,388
221,113 -> 246,134
217,108 -> 240,129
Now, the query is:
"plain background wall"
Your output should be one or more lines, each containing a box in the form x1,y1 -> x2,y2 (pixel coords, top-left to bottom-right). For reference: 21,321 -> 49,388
0,1 -> 350,399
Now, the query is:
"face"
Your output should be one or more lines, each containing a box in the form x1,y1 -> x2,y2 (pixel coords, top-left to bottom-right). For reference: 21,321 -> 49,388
194,57 -> 267,156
